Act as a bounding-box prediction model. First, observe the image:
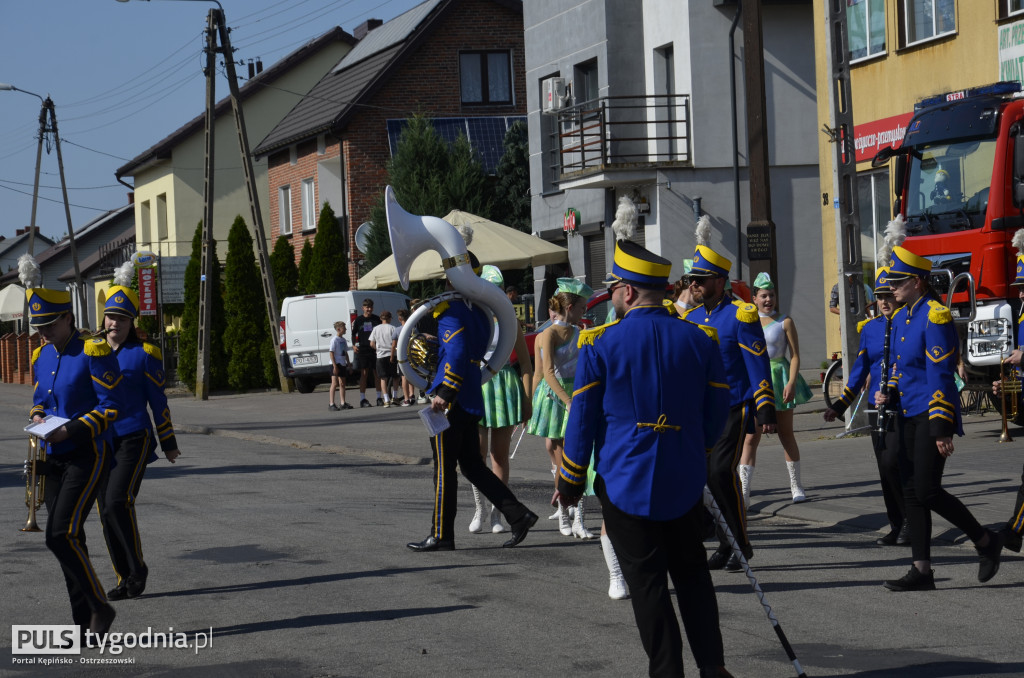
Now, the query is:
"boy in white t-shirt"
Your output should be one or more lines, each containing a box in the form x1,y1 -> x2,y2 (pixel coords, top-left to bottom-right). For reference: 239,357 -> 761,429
369,311 -> 399,407
329,321 -> 352,411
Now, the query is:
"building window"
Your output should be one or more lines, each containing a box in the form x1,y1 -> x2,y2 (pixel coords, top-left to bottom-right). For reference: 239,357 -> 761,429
1002,0 -> 1024,18
279,186 -> 292,235
139,200 -> 151,245
849,0 -> 886,60
902,0 -> 955,47
156,193 -> 168,241
301,179 -> 316,231
575,59 -> 599,105
539,73 -> 562,192
857,170 -> 892,277
460,51 -> 512,105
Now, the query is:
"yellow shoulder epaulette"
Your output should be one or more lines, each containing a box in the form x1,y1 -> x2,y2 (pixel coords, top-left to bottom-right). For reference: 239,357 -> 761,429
432,301 -> 450,319
1019,312 -> 1024,326
143,342 -> 163,361
31,345 -> 42,365
696,322 -> 719,344
578,320 -> 619,347
662,299 -> 678,316
732,300 -> 758,323
856,317 -> 872,334
927,299 -> 952,324
83,338 -> 112,357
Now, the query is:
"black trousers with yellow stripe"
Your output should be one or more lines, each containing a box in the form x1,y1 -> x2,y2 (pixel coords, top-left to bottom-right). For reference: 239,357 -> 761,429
429,403 -> 531,541
43,442 -> 111,627
1006,464 -> 1024,539
706,402 -> 753,552
98,430 -> 152,587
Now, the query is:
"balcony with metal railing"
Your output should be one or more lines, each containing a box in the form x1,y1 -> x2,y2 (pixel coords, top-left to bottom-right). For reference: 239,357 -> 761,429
547,94 -> 691,189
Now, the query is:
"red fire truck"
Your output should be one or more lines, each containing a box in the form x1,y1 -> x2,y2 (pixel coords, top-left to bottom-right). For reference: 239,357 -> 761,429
873,81 -> 1024,378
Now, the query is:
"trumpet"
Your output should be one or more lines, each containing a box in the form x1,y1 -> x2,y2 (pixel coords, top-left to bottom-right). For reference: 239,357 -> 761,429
21,437 -> 45,533
999,352 -> 1022,443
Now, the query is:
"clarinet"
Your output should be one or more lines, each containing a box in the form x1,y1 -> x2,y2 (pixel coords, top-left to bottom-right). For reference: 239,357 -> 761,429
874,315 -> 894,436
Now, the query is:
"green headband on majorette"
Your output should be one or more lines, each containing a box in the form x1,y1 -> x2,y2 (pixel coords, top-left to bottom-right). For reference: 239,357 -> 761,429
556,277 -> 593,299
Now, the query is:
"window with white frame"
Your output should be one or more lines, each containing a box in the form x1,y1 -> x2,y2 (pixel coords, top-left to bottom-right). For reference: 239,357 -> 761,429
301,179 -> 316,231
903,0 -> 955,47
849,0 -> 886,60
460,51 -> 512,105
1002,0 -> 1024,18
279,186 -> 292,235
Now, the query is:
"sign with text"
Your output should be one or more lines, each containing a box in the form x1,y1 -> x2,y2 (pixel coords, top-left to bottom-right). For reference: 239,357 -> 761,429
158,256 -> 189,304
999,19 -> 1024,86
138,266 -> 157,316
746,224 -> 774,261
853,113 -> 913,164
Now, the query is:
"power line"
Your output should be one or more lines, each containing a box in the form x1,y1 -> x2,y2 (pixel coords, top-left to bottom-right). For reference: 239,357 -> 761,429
0,182 -> 113,212
0,177 -> 121,191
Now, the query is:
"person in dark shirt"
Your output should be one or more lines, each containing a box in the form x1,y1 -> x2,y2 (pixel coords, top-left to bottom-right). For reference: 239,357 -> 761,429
351,298 -> 381,407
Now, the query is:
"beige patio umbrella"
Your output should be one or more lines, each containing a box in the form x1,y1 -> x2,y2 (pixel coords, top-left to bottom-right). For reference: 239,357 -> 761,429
0,284 -> 26,321
357,210 -> 568,289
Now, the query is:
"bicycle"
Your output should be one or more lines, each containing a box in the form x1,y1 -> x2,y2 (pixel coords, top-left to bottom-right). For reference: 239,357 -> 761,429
821,352 -> 875,435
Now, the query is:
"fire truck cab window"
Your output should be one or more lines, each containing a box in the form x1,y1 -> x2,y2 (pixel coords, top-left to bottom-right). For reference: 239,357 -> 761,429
905,139 -> 996,233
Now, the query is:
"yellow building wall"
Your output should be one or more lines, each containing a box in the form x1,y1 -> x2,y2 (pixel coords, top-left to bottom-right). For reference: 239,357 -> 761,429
814,2 -> 1007,355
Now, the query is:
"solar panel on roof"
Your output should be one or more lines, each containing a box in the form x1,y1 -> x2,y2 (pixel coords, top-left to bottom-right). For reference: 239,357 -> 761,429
385,116 -> 526,174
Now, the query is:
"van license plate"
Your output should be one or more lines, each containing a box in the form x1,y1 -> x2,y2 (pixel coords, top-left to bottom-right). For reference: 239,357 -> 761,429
292,355 -> 318,366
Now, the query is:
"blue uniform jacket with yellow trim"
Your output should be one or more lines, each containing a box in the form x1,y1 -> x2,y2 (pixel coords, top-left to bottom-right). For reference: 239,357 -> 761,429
886,294 -> 962,436
429,298 -> 490,417
557,305 -> 730,520
682,297 -> 776,425
30,333 -> 122,455
831,315 -> 890,417
112,340 -> 177,458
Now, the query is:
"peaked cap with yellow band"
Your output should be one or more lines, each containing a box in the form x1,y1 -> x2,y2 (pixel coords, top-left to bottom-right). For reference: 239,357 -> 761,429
874,267 -> 892,295
601,240 -> 671,288
104,286 -> 140,319
26,288 -> 72,327
1011,229 -> 1024,287
886,245 -> 932,280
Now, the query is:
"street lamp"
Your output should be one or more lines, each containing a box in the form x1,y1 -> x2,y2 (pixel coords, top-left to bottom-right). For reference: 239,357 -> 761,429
0,83 -> 89,328
116,0 -> 288,398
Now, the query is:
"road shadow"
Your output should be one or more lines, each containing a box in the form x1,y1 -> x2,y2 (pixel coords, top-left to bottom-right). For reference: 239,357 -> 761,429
203,606 -> 476,638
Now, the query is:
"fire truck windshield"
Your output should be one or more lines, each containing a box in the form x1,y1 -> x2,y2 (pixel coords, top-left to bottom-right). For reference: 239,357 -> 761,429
904,137 -> 997,234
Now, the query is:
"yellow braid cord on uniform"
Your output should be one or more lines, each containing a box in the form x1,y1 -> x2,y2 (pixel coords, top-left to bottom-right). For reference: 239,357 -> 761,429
927,300 -> 953,324
754,379 -> 774,411
441,326 -> 464,343
433,431 -> 447,540
837,385 -> 856,407
68,441 -> 108,602
432,301 -> 450,319
441,362 -> 463,393
857,318 -> 871,334
578,320 -> 619,347
733,301 -> 758,323
83,338 -> 112,357
740,339 -> 767,356
31,345 -> 42,365
559,452 -> 587,487
572,380 -> 601,398
929,390 -> 955,422
636,414 -> 682,434
125,434 -> 151,566
926,345 -> 955,363
156,408 -> 175,442
145,370 -> 166,388
709,380 -> 730,391
143,342 -> 163,361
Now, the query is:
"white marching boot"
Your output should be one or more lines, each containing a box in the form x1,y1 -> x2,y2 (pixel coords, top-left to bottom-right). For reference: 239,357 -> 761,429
738,464 -> 754,509
602,534 -> 629,600
489,504 -> 505,533
469,486 -> 486,533
572,499 -> 596,539
558,502 -> 573,536
787,460 -> 806,503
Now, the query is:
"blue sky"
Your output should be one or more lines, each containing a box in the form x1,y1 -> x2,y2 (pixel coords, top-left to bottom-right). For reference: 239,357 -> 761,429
0,0 -> 426,244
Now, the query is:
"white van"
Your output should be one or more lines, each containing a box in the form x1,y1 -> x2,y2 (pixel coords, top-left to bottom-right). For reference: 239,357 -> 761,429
279,290 -> 411,393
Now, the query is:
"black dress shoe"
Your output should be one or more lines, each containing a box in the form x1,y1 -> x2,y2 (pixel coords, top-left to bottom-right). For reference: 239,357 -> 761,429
724,543 -> 753,572
89,603 -> 116,637
883,566 -> 935,591
503,510 -> 538,548
896,519 -> 911,545
977,529 -> 1004,583
126,573 -> 147,598
707,548 -> 730,570
407,535 -> 454,552
876,530 -> 899,546
106,585 -> 128,601
1001,526 -> 1022,553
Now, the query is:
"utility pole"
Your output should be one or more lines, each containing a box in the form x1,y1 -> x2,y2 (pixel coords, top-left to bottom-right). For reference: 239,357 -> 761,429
823,0 -> 868,433
194,5 -> 289,399
741,0 -> 778,290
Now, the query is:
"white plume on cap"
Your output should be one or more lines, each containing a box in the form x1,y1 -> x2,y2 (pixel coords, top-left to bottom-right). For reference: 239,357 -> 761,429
878,214 -> 907,267
457,223 -> 473,247
695,214 -> 711,247
113,260 -> 135,287
17,253 -> 41,289
1013,228 -> 1024,258
611,196 -> 637,241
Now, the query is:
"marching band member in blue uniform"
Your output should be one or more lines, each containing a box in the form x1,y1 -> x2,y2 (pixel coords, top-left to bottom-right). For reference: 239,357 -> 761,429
992,234 -> 1024,555
682,239 -> 776,572
98,282 -> 180,601
824,267 -> 908,546
407,252 -> 538,552
555,240 -> 732,678
26,279 -> 121,639
878,246 -> 1003,591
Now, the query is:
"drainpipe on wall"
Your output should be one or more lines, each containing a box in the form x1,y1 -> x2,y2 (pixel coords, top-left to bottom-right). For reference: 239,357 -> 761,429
729,1 -> 742,279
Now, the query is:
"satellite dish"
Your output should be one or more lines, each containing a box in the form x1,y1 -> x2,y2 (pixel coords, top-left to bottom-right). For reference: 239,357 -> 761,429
354,222 -> 372,254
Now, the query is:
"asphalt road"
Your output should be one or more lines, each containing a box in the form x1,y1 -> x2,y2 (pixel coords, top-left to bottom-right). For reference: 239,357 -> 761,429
2,383 -> 1023,677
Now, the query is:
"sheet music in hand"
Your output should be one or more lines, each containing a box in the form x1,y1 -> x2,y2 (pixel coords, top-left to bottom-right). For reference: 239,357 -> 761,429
24,415 -> 71,440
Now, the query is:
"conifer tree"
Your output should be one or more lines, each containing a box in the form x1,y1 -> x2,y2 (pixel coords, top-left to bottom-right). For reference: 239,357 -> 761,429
270,235 -> 299,302
178,221 -> 228,392
223,215 -> 275,390
297,238 -> 314,294
305,202 -> 349,293
494,120 -> 531,232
